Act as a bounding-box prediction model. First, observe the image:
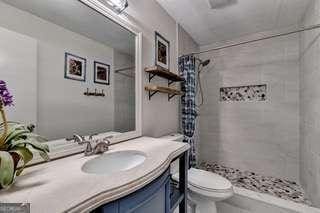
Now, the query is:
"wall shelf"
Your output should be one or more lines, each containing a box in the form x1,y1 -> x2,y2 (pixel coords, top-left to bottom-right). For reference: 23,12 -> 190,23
145,66 -> 184,85
145,84 -> 183,100
145,66 -> 184,101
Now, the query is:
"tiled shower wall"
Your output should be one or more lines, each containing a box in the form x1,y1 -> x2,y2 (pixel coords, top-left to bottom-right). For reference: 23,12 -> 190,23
198,30 -> 300,181
300,0 -> 320,207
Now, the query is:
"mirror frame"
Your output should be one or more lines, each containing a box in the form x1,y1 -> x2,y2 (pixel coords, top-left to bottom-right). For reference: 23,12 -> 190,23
30,0 -> 142,164
80,0 -> 143,141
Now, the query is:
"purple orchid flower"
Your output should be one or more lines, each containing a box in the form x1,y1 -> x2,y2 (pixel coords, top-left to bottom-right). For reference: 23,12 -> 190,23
0,80 -> 13,107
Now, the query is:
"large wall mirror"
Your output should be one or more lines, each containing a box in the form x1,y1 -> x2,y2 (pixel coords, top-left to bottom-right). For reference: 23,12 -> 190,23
0,0 -> 142,162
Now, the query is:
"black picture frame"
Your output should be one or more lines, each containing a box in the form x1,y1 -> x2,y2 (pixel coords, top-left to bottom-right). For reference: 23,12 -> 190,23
155,31 -> 170,70
64,52 -> 86,82
94,61 -> 110,85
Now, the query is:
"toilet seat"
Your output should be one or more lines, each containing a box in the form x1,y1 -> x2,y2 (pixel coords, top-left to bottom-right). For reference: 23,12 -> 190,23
188,168 -> 232,192
172,168 -> 233,198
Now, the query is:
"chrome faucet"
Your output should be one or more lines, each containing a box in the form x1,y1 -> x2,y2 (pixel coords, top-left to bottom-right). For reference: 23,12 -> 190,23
71,134 -> 112,156
94,136 -> 112,154
73,134 -> 93,156
73,134 -> 85,143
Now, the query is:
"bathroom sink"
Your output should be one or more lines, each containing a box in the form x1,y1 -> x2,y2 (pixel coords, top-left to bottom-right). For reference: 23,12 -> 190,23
81,151 -> 146,175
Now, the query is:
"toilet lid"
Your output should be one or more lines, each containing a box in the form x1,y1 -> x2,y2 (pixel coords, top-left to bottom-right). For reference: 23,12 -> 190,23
187,168 -> 232,192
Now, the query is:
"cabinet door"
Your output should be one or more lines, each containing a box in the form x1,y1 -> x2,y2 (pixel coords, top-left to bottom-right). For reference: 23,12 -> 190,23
93,202 -> 118,213
94,169 -> 170,213
119,170 -> 170,213
125,184 -> 166,213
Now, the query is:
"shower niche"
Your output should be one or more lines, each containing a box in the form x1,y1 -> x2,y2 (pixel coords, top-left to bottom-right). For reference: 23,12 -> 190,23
220,84 -> 267,102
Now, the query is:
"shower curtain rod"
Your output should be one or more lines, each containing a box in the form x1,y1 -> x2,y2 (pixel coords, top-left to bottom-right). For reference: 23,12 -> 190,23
184,23 -> 320,56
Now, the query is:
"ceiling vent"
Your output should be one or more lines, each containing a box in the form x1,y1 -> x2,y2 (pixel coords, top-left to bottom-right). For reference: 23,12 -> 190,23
207,0 -> 237,9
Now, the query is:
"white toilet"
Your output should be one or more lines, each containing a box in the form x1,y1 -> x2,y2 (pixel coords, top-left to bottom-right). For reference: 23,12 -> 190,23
161,134 -> 234,213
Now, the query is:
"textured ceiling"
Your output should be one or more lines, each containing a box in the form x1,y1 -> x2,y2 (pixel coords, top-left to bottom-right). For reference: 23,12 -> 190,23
157,0 -> 312,46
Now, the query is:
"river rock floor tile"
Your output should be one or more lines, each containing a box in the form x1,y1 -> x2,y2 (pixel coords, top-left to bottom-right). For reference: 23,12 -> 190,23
199,162 -> 312,206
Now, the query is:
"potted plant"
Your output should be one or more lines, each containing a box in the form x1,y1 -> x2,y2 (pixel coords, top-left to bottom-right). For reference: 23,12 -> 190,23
0,80 -> 49,189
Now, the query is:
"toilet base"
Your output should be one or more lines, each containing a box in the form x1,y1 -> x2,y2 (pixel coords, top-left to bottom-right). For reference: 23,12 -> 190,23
188,191 -> 217,213
173,196 -> 217,213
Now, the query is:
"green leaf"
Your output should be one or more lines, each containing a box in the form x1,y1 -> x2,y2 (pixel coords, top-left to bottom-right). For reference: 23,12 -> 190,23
0,123 -> 26,137
10,147 -> 33,164
0,151 -> 15,188
22,133 -> 48,142
10,139 -> 49,153
10,147 -> 33,176
0,121 -> 49,167
5,129 -> 29,144
0,122 -> 21,129
0,123 -> 25,135
39,151 -> 50,162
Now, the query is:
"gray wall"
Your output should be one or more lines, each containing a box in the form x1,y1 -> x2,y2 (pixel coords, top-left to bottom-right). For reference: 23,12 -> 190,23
300,0 -> 320,207
126,0 -> 179,137
0,26 -> 38,128
198,29 -> 300,181
178,24 -> 199,56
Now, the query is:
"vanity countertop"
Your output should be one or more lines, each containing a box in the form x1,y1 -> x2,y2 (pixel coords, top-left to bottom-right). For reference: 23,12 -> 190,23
0,137 -> 189,213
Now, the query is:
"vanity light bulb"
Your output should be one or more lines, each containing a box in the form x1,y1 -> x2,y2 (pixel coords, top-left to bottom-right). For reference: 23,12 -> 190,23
104,0 -> 128,13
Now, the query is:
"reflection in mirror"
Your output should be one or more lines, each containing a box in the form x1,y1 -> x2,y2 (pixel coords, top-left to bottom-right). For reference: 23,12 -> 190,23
0,0 -> 136,141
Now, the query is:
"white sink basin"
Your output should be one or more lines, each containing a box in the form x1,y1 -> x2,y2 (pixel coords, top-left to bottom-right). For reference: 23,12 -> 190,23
81,151 -> 146,175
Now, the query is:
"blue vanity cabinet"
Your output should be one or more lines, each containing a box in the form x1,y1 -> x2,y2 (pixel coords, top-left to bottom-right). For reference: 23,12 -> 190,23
94,169 -> 170,213
93,152 -> 188,213
119,169 -> 171,213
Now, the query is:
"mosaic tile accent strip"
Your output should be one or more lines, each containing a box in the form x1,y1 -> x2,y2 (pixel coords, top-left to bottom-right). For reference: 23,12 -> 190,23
199,162 -> 312,206
220,84 -> 266,102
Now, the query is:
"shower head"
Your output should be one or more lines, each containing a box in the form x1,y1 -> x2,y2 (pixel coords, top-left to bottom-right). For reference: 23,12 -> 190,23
195,58 -> 211,68
200,59 -> 210,67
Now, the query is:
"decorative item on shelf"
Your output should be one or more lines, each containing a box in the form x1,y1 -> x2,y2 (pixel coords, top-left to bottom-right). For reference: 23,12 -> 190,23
94,61 -> 110,85
0,80 -> 49,189
84,88 -> 105,97
64,52 -> 86,82
145,84 -> 183,101
155,32 -> 170,71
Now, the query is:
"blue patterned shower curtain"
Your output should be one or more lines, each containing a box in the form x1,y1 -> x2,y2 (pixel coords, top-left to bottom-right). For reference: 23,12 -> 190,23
179,55 -> 197,168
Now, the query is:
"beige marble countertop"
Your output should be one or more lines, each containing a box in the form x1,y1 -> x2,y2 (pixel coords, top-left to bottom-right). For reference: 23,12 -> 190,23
0,137 -> 189,213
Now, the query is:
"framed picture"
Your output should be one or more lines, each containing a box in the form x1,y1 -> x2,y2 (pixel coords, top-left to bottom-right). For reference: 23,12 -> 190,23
155,32 -> 170,70
94,61 -> 110,85
64,52 -> 86,82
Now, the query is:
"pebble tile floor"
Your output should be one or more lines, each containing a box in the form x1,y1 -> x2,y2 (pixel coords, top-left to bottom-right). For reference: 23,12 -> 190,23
199,162 -> 312,206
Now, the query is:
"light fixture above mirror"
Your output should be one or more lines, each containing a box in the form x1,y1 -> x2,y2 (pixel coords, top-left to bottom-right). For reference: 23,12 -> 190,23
103,0 -> 128,14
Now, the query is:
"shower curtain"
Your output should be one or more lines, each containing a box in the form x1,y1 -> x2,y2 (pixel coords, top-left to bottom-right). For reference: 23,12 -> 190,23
179,55 -> 197,167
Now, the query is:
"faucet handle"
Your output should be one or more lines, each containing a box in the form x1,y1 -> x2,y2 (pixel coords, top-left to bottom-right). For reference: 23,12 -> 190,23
94,140 -> 110,154
73,134 -> 85,143
103,135 -> 113,141
89,133 -> 99,140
